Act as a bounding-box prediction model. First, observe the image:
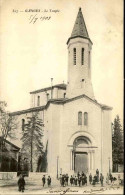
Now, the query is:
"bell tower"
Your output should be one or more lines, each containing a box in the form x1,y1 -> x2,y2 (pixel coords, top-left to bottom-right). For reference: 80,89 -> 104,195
66,8 -> 95,99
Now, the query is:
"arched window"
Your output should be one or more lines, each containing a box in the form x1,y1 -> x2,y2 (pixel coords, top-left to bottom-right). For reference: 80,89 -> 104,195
22,119 -> 25,131
47,93 -> 49,101
64,93 -> 66,98
81,48 -> 84,65
73,48 -> 76,65
78,111 -> 82,125
37,96 -> 40,106
84,112 -> 88,126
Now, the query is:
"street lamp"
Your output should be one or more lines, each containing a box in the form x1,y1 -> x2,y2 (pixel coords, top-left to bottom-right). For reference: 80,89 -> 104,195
57,156 -> 59,179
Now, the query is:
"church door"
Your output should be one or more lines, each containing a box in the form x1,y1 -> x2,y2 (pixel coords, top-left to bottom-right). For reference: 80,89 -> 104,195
74,152 -> 88,173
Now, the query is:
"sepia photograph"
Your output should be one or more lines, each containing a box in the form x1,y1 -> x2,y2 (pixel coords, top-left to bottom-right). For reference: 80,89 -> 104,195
0,0 -> 123,194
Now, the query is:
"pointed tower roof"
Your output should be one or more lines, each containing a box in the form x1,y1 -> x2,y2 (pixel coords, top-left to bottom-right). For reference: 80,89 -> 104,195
67,8 -> 92,44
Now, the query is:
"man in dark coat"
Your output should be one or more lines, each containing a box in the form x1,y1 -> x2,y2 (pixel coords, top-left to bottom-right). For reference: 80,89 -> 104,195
96,169 -> 99,182
70,175 -> 73,186
82,171 -> 84,177
65,174 -> 69,186
89,173 -> 92,184
18,174 -> 25,192
62,175 -> 65,187
100,173 -> 104,187
96,169 -> 99,175
74,176 -> 78,186
47,176 -> 51,187
42,175 -> 46,187
78,175 -> 81,187
64,175 -> 67,186
84,174 -> 87,186
82,174 -> 86,186
92,175 -> 96,186
109,173 -> 113,183
77,171 -> 80,178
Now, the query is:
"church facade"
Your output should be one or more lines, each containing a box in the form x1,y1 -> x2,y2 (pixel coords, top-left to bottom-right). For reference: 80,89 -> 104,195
10,8 -> 112,178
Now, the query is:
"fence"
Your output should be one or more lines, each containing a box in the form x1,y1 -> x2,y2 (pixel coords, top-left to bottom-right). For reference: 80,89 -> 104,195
0,172 -> 17,180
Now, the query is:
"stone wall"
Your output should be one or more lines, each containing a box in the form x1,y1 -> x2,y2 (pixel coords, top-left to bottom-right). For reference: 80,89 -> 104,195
0,172 -> 17,180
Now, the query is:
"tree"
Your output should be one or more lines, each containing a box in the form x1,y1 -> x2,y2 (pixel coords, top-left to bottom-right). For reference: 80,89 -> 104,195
0,102 -> 17,151
21,112 -> 44,172
0,101 -> 18,171
112,115 -> 124,172
36,140 -> 48,172
0,101 -> 7,113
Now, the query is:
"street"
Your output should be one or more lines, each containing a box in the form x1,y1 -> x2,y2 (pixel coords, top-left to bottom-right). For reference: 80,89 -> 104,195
0,177 -> 123,194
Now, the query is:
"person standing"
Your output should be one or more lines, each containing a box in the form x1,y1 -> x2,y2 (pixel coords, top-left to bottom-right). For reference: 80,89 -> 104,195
62,174 -> 66,187
118,174 -> 121,185
77,171 -> 80,178
42,175 -> 46,187
109,173 -> 113,184
84,174 -> 87,186
78,175 -> 81,187
47,176 -> 51,187
82,175 -> 85,186
18,174 -> 25,192
96,169 -> 99,175
62,175 -> 64,187
100,173 -> 104,187
89,173 -> 92,184
59,174 -> 62,186
106,173 -> 109,185
64,175 -> 66,187
92,175 -> 96,186
72,175 -> 75,186
66,174 -> 69,186
74,176 -> 78,186
82,171 -> 84,177
70,175 -> 73,186
96,169 -> 99,183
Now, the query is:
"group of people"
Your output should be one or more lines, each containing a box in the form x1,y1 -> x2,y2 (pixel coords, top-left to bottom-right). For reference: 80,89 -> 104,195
17,169 -> 117,191
91,169 -> 104,186
106,173 -> 117,185
70,172 -> 87,187
59,169 -> 105,187
59,174 -> 69,187
17,174 -> 51,192
42,175 -> 52,187
59,172 -> 88,187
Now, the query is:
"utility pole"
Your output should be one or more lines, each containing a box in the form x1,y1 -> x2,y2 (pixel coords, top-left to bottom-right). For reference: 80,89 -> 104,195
57,156 -> 59,179
51,78 -> 53,99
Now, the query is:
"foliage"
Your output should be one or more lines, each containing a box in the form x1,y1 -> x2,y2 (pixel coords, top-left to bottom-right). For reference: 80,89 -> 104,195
0,101 -> 18,172
112,115 -> 124,166
0,101 -> 7,113
0,102 -> 18,151
0,113 -> 17,140
21,112 -> 44,172
36,140 -> 48,172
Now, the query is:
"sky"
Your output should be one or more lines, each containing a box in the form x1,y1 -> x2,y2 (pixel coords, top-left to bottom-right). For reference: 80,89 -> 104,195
0,0 -> 123,123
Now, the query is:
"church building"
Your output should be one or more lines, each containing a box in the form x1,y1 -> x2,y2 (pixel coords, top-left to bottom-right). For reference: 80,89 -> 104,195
10,8 -> 112,178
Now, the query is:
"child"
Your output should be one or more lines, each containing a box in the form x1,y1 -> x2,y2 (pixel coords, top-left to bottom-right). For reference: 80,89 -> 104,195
47,176 -> 51,187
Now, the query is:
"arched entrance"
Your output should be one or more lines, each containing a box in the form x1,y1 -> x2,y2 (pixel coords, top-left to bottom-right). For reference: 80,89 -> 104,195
73,137 -> 90,173
68,131 -> 97,174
